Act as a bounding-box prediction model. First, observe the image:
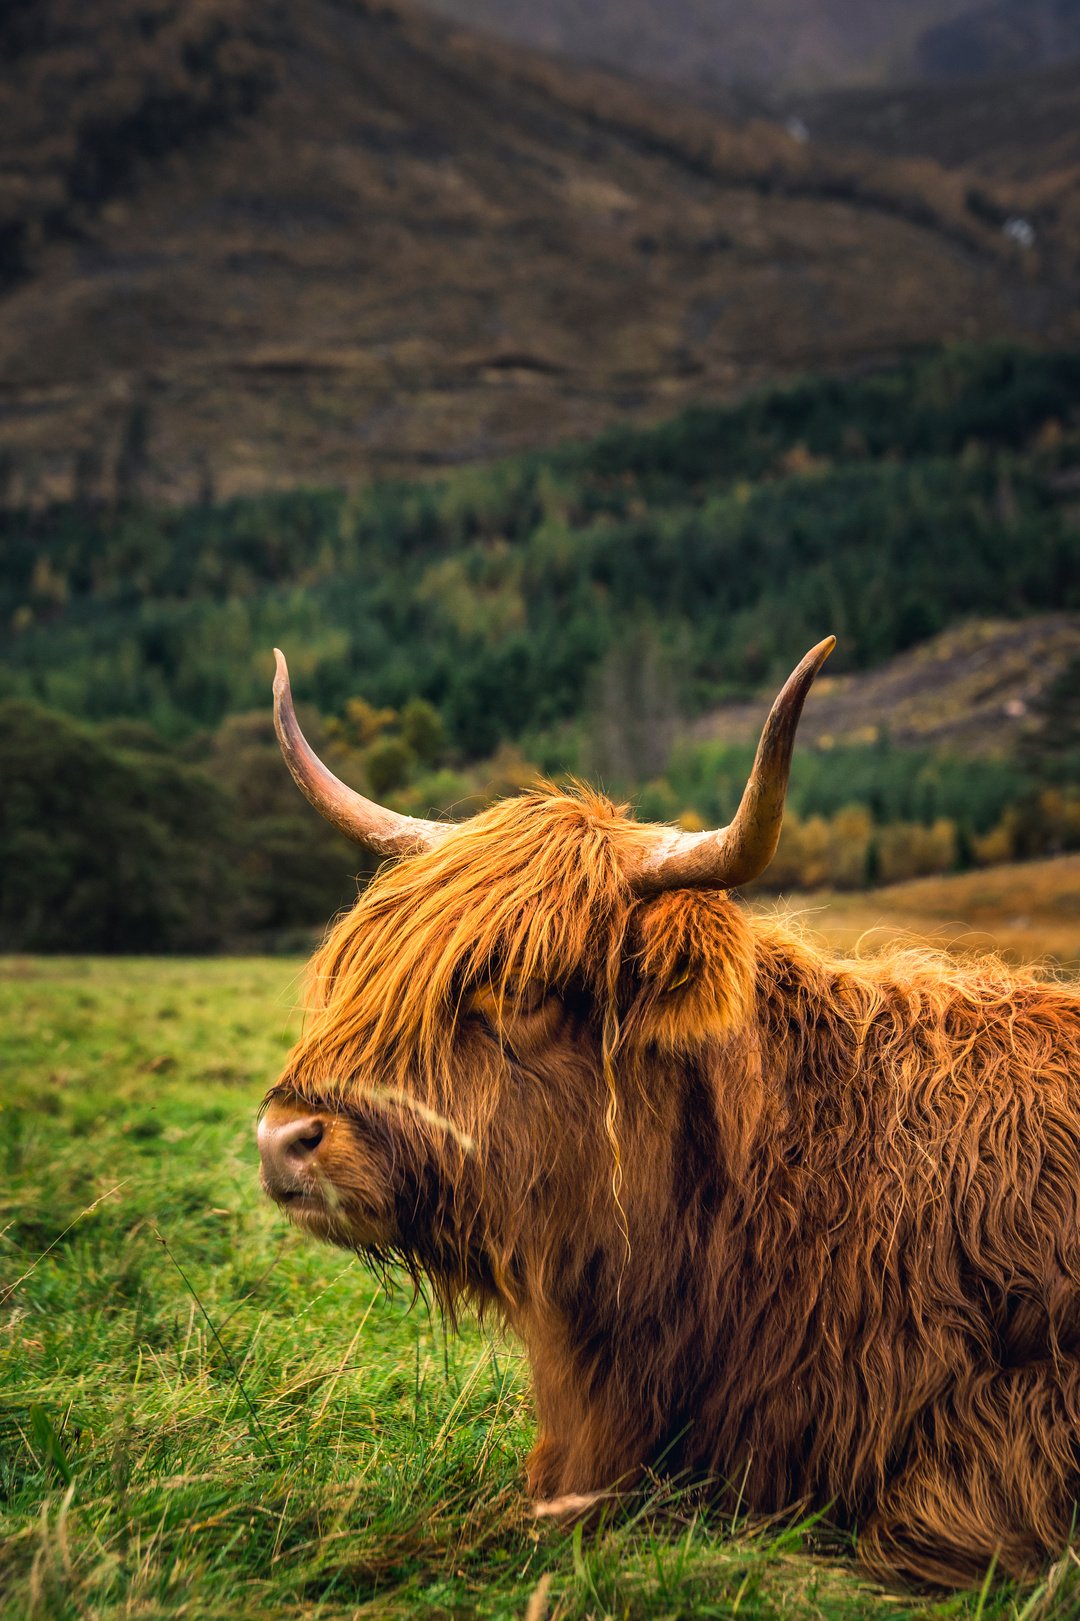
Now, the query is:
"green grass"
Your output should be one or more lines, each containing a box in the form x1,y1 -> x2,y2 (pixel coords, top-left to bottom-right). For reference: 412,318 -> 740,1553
3,956 -> 1080,1618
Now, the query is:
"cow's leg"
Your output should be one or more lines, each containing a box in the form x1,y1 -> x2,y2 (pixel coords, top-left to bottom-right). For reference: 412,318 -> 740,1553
525,1328 -> 654,1506
525,1431 -> 566,1499
858,1454 -> 1038,1587
528,1433 -> 647,1526
858,1367 -> 1080,1587
527,1394 -> 653,1504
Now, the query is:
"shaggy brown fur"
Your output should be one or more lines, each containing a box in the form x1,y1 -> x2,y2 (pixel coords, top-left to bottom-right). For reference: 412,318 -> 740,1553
265,785 -> 1080,1588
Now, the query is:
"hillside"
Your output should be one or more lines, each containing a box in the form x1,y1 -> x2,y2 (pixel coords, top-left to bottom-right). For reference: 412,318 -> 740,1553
4,345 -> 1079,745
1,0 -> 1079,506
789,61 -> 1080,360
792,61 -> 1080,179
695,615 -> 1080,757
3,345 -> 1078,950
915,0 -> 1080,81
416,0 -> 1037,92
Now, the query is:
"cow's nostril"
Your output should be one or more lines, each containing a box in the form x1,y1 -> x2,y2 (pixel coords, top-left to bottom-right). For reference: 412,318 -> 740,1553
286,1119 -> 324,1163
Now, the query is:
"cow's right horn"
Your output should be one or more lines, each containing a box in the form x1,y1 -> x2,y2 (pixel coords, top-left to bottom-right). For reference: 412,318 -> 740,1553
633,636 -> 835,894
272,650 -> 447,858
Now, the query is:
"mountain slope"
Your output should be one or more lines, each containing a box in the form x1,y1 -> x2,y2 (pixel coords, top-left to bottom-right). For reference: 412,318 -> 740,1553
915,0 -> 1080,81
792,61 -> 1080,179
1,0 -> 1078,504
789,61 -> 1080,335
762,854 -> 1080,968
695,616 -> 1080,757
3,346 -> 1078,747
3,346 -> 1078,947
416,0 -> 982,93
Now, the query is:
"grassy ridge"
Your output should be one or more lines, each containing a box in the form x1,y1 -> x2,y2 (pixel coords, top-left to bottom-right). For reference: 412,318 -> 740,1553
2,926 -> 1079,1616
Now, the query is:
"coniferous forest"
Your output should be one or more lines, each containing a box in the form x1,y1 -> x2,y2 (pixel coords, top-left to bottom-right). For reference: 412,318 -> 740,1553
2,343 -> 1079,951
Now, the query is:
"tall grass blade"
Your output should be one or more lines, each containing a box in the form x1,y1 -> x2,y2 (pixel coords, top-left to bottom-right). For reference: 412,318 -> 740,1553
152,1226 -> 279,1463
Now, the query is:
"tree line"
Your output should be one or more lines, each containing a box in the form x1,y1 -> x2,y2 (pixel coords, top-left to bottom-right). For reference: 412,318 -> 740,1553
2,692 -> 1075,952
1,343 -> 1078,949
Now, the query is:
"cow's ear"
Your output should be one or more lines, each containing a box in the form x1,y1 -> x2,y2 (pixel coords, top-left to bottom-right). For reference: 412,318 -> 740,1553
627,889 -> 755,1051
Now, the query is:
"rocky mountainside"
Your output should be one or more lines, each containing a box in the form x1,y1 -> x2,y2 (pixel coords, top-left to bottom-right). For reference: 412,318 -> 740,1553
1,0 -> 1078,504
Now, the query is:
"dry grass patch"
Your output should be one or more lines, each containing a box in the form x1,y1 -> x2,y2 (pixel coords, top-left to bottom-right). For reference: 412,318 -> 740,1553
761,853 -> 1080,970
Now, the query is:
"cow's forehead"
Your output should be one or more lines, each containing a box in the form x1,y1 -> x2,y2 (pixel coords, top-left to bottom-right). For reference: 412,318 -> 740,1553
313,789 -> 631,994
363,787 -> 650,918
278,787 -> 761,1110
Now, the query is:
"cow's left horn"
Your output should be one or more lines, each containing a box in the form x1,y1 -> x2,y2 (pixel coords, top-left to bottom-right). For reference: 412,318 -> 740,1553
634,636 -> 835,894
272,650 -> 447,858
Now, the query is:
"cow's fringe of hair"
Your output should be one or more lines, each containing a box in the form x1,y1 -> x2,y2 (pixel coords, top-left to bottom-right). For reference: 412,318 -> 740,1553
289,785 -> 642,1252
297,786 -> 629,1073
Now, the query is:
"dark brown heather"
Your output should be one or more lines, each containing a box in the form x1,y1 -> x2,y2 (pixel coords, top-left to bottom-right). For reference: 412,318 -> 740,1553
266,785 -> 1080,1588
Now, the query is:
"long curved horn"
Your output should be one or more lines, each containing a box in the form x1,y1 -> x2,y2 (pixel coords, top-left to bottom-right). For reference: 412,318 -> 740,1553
272,650 -> 447,858
634,636 -> 835,894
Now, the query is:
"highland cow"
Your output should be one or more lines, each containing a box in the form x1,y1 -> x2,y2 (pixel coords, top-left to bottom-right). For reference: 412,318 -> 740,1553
258,639 -> 1080,1588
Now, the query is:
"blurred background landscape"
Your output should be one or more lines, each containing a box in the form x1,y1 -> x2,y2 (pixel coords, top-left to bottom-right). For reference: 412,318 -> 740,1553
1,0 -> 1078,958
3,7 -> 1080,1616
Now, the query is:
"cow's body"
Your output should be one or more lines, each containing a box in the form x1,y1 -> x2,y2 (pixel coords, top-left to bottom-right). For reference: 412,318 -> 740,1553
519,913 -> 1080,1587
258,647 -> 1080,1587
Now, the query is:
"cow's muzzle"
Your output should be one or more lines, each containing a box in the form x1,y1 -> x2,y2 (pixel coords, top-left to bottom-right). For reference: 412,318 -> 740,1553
258,1096 -> 329,1203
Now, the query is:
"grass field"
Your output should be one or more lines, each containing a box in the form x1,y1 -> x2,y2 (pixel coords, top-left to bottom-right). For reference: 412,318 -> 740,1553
3,871 -> 1080,1618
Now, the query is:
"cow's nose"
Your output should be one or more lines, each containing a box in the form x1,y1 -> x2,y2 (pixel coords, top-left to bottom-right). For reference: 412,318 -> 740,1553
258,1105 -> 326,1199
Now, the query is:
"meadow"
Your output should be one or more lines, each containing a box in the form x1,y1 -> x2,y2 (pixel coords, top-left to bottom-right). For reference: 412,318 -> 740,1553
4,864 -> 1080,1618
